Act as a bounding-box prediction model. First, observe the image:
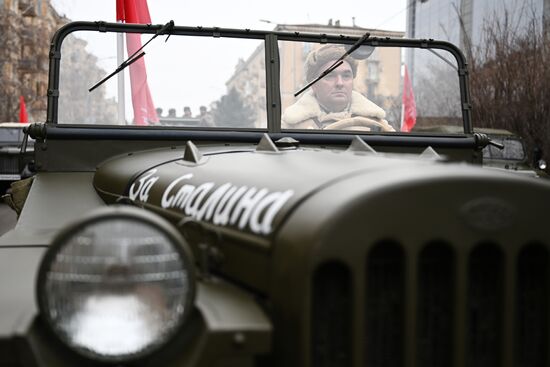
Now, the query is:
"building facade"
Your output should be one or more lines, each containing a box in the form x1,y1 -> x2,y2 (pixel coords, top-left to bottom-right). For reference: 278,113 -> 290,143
407,0 -> 550,53
0,0 -> 66,122
1,0 -> 118,123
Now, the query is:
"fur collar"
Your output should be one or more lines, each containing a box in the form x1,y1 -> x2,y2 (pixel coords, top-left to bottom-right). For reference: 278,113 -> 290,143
282,90 -> 386,126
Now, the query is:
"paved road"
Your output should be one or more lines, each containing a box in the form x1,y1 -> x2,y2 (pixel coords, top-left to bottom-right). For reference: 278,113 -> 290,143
0,203 -> 17,236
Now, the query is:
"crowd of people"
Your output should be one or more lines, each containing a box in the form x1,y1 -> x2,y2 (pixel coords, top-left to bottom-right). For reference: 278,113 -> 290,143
155,106 -> 204,119
155,105 -> 213,127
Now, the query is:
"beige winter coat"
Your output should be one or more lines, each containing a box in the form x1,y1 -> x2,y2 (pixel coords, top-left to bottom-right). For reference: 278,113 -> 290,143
281,91 -> 395,132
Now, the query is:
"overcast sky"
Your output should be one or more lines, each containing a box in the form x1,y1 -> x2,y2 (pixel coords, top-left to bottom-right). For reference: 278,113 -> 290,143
50,0 -> 407,33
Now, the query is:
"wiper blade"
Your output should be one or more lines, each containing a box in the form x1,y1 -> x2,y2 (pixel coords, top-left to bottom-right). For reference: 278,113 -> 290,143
89,52 -> 145,92
89,20 -> 175,92
294,32 -> 370,97
293,60 -> 343,98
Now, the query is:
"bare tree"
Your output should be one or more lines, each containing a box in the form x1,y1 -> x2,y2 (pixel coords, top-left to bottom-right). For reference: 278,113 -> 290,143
468,14 -> 550,170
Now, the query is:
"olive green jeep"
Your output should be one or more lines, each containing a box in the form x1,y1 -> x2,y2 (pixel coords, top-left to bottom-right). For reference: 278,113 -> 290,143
0,21 -> 549,367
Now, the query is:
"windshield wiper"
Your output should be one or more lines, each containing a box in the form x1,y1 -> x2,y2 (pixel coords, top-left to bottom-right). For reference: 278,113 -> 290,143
294,32 -> 370,97
89,52 -> 145,92
89,20 -> 175,92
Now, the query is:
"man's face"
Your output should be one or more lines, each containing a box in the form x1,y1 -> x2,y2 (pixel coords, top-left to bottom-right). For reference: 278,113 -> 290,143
312,60 -> 354,112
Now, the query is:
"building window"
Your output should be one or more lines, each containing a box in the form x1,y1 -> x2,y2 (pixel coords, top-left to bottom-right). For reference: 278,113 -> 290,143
366,61 -> 379,82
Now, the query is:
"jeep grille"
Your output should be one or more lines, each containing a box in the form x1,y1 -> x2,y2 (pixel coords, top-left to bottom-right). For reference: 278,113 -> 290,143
311,241 -> 548,367
0,154 -> 19,175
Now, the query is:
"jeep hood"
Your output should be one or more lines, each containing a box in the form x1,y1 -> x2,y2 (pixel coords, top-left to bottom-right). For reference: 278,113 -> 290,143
93,142 -> 420,239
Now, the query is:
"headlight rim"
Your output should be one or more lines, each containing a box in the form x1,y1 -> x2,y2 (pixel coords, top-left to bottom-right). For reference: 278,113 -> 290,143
35,205 -> 196,363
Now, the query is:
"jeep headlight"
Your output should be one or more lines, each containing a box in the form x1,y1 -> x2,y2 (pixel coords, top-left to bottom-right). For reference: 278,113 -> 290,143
36,206 -> 195,362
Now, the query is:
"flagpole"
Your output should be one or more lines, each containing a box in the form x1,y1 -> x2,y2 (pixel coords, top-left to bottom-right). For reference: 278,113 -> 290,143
117,22 -> 126,125
400,63 -> 404,131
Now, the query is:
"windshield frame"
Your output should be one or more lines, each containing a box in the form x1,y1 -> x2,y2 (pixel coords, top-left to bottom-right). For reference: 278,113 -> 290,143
47,21 -> 472,134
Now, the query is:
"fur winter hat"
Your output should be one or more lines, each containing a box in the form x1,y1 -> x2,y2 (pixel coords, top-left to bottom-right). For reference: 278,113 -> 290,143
305,44 -> 358,82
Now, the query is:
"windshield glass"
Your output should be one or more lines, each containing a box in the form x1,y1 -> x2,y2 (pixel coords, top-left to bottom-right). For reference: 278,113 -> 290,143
279,41 -> 461,132
56,26 -> 465,133
59,30 -> 266,128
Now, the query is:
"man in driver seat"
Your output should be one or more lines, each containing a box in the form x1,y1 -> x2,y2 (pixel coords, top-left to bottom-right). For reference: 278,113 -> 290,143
281,44 -> 395,132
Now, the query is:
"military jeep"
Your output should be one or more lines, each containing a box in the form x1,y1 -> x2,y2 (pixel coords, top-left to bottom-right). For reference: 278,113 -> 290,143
0,21 -> 549,367
0,122 -> 34,195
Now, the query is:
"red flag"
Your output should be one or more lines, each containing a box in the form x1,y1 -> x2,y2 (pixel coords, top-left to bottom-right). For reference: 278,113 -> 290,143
116,0 -> 125,21
400,65 -> 416,132
19,96 -> 28,123
117,0 -> 158,125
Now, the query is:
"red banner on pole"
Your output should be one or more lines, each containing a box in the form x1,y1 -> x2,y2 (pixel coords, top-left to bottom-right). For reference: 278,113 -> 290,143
400,65 -> 417,132
19,96 -> 28,123
116,0 -> 124,21
117,0 -> 158,125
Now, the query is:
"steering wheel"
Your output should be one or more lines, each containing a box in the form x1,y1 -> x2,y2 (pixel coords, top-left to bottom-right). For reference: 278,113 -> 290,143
324,116 -> 395,132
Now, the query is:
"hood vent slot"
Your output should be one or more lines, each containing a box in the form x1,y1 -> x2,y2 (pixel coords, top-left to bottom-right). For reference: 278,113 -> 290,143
515,244 -> 548,367
312,261 -> 352,367
365,242 -> 405,367
467,244 -> 503,367
417,243 -> 454,367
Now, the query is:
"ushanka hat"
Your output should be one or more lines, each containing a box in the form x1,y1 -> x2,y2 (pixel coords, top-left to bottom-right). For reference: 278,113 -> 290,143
304,44 -> 358,82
